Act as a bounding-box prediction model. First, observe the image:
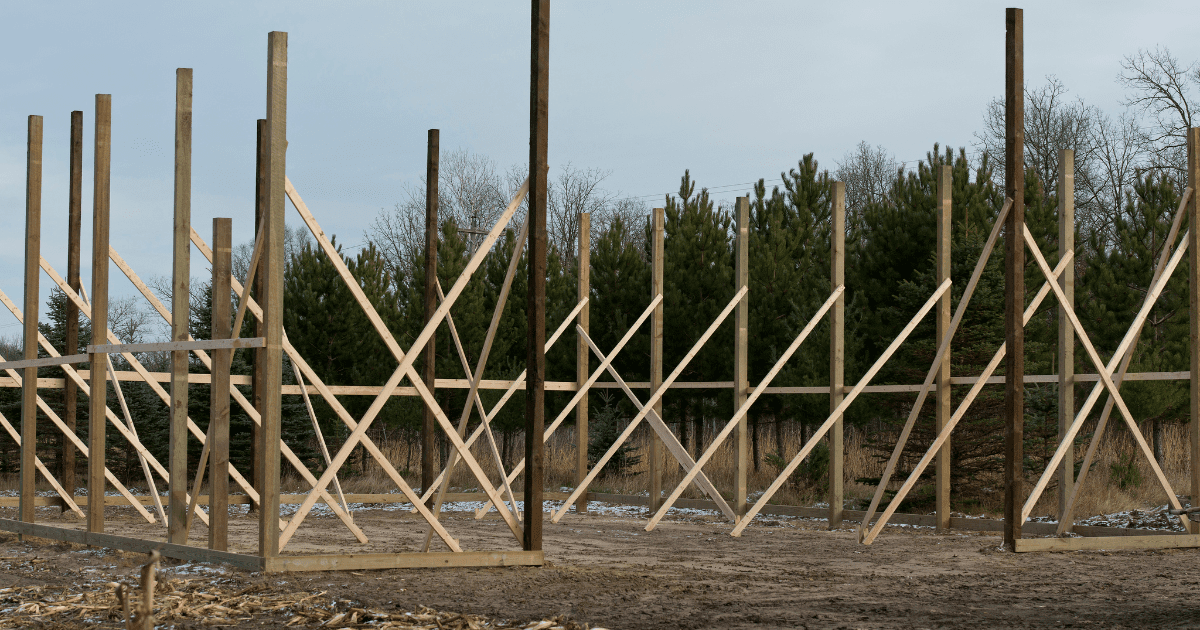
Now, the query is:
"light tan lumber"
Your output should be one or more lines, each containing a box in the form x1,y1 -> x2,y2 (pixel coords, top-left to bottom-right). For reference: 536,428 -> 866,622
20,114 -> 42,526
209,217 -> 232,550
554,286 -> 749,523
0,409 -> 84,518
649,207 -> 665,512
290,362 -> 350,518
1057,149 -> 1076,522
107,355 -> 167,524
0,354 -> 87,370
169,68 -> 193,545
89,94 -> 111,533
934,167 -> 951,531
1014,534 -> 1200,553
646,286 -> 846,532
89,339 -> 263,354
731,279 -> 951,537
576,212 -> 590,514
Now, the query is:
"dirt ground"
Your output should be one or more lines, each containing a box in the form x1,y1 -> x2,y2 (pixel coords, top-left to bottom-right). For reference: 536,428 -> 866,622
2,503 -> 1200,629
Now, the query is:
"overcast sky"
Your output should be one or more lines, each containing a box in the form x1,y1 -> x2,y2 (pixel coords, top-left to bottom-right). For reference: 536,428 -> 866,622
2,1 -> 1198,339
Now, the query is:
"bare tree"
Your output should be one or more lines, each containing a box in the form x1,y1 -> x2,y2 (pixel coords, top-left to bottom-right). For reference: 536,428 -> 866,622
1119,47 -> 1198,177
548,163 -> 616,262
1078,111 -> 1146,247
834,141 -> 898,220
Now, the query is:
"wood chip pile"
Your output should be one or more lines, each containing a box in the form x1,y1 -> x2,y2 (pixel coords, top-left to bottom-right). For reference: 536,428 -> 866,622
0,577 -> 603,629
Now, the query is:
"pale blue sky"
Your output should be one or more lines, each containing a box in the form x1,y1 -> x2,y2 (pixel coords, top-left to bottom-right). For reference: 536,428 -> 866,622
1,1 -> 1197,337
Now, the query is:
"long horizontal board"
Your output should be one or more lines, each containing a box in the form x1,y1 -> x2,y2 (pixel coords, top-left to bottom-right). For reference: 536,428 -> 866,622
0,492 -> 575,508
88,338 -> 265,353
1014,533 -> 1200,552
265,550 -> 543,572
0,518 -> 264,570
0,354 -> 89,370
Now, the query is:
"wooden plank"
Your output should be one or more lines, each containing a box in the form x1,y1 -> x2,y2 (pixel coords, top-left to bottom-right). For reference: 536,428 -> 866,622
253,118 -> 267,511
422,127 -> 439,500
0,405 -> 82,518
526,0 -> 550,553
169,67 -> 193,545
935,166 -> 951,531
89,94 -> 112,533
1004,6 -> 1025,550
261,32 -> 286,559
290,362 -> 351,517
734,198 -> 750,518
266,551 -> 543,572
0,519 -> 264,570
88,339 -> 263,354
649,207 -> 665,513
62,109 -> 83,512
73,371 -> 252,385
106,355 -> 167,524
647,287 -> 845,532
1190,127 -> 1200,536
1014,534 -> 1200,553
210,218 -> 232,551
1057,148 -> 1075,522
556,287 -> 749,523
20,114 -> 42,527
828,185 -> 845,528
1,355 -> 88,370
576,211 -> 590,515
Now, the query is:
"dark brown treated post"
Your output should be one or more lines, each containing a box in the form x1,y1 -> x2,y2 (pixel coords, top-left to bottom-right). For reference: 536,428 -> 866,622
20,115 -> 42,526
252,118 -> 267,513
575,211 -> 590,514
88,94 -> 112,533
210,218 -> 232,551
1188,127 -> 1200,535
61,111 -> 83,511
1004,6 -> 1025,550
169,68 -> 193,545
260,31 -> 287,558
828,183 -> 845,528
649,207 -> 665,512
422,128 -> 439,499
524,0 -> 548,552
935,166 -> 951,531
1057,149 -> 1075,524
733,197 -> 749,516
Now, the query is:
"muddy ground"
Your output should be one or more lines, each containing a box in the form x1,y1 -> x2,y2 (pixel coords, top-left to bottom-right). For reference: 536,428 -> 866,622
1,502 -> 1199,629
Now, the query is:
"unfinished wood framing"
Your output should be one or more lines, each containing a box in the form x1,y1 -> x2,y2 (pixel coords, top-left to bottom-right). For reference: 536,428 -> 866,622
20,114 -> 42,526
1190,127 -> 1200,536
422,128 -> 438,499
576,212 -> 590,515
733,197 -> 750,517
169,68 -> 192,545
1003,6 -> 1025,550
88,93 -> 111,534
828,184 -> 844,528
935,166 -> 951,531
649,207 -> 665,512
210,218 -> 232,550
61,109 -> 83,511
1057,148 -> 1075,522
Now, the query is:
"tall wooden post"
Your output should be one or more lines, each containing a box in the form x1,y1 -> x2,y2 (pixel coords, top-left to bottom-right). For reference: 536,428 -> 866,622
829,182 -> 845,528
524,0 -> 549,552
422,128 -> 439,498
1003,7 -> 1025,550
733,197 -> 750,516
1188,127 -> 1200,535
1057,148 -> 1075,524
19,115 -> 43,526
649,207 -> 665,512
935,166 -> 952,531
575,211 -> 590,515
168,68 -> 193,545
251,118 -> 267,513
260,31 -> 287,558
210,218 -> 232,551
88,94 -> 112,534
61,110 -> 83,510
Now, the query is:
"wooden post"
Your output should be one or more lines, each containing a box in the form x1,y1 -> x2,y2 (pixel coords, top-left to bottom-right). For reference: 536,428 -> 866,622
260,31 -> 287,558
168,68 -> 192,545
649,207 -> 665,512
1004,6 -> 1025,550
422,128 -> 439,499
935,166 -> 951,531
61,110 -> 83,511
88,94 -> 112,534
733,197 -> 750,516
575,211 -> 590,515
829,183 -> 845,528
209,218 -> 232,551
19,115 -> 42,526
524,0 -> 548,552
252,118 -> 267,513
1189,127 -> 1200,535
1057,148 -> 1075,524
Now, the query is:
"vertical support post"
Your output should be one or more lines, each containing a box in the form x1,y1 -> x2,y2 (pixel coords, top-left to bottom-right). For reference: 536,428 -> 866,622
88,94 -> 112,533
649,207 -> 665,512
422,128 -> 439,499
575,211 -> 590,515
733,197 -> 750,517
829,182 -> 845,528
251,118 -> 267,513
1188,127 -> 1200,535
20,115 -> 43,526
935,166 -> 952,531
168,68 -> 193,545
524,0 -> 549,552
209,218 -> 232,551
260,31 -> 287,558
61,110 -> 83,510
1057,148 -> 1075,524
1003,6 -> 1025,550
